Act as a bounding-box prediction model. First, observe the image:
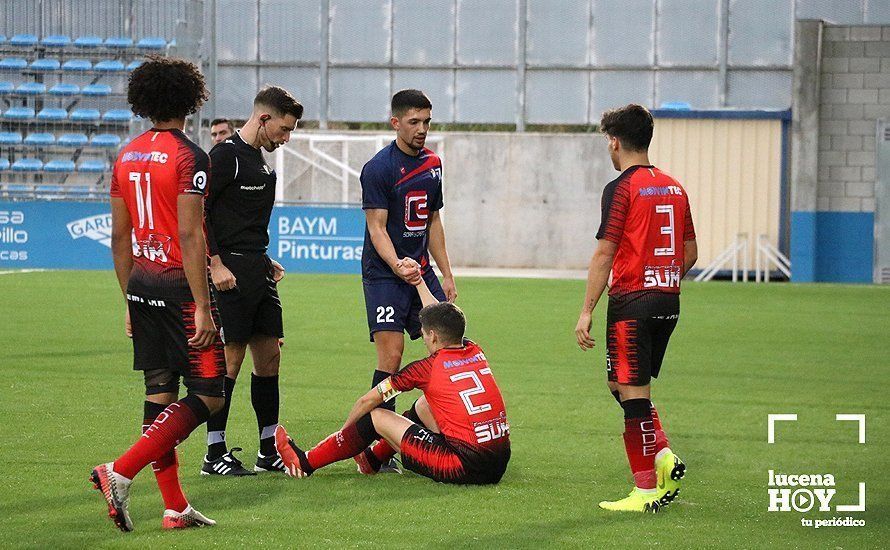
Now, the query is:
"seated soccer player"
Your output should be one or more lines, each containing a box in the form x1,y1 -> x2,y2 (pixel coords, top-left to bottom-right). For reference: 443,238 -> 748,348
275,261 -> 510,484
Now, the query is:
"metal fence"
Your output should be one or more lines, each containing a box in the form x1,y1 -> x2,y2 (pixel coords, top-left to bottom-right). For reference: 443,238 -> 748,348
5,0 -> 890,128
209,0 -> 890,128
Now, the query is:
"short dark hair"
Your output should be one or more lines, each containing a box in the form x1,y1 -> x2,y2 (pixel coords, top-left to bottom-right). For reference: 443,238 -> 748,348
210,118 -> 233,130
254,85 -> 303,119
419,302 -> 466,345
600,104 -> 654,152
391,89 -> 432,117
128,56 -> 208,122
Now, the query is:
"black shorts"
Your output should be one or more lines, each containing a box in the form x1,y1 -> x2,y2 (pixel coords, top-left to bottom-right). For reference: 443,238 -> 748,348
606,315 -> 678,386
212,251 -> 283,344
128,292 -> 226,397
363,270 -> 446,342
399,424 -> 510,485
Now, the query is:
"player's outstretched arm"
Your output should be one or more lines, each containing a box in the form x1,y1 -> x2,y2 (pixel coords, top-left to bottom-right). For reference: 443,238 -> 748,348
365,209 -> 421,284
575,238 -> 617,350
399,257 -> 439,307
342,387 -> 386,429
178,194 -> 217,350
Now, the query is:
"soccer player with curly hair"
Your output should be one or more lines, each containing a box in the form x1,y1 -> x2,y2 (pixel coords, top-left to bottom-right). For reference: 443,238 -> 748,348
90,56 -> 224,531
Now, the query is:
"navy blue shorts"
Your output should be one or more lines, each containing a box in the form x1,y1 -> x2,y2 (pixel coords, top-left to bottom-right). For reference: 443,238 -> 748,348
363,270 -> 446,341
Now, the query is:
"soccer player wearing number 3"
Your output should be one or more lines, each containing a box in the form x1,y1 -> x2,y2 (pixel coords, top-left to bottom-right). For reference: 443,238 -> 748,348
575,105 -> 698,513
359,90 -> 457,470
275,264 -> 510,485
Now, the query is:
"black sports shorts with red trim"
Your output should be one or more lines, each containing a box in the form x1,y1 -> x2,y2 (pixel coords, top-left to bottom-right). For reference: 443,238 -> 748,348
212,251 -> 283,344
606,291 -> 680,386
399,424 -> 510,485
128,292 -> 226,397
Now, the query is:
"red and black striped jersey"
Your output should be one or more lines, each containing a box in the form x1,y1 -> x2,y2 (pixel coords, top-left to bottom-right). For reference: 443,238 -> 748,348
110,128 -> 209,299
597,165 -> 695,297
387,339 -> 509,451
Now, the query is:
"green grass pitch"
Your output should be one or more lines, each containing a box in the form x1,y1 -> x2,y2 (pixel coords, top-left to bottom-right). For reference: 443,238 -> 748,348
0,271 -> 887,548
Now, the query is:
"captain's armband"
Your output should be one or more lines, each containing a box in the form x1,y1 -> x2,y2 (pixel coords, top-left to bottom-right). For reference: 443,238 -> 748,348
376,378 -> 401,402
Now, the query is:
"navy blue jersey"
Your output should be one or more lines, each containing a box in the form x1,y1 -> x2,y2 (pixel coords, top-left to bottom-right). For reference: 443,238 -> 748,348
361,141 -> 444,281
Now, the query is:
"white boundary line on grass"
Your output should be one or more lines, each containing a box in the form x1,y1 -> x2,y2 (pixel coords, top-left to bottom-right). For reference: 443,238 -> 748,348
0,269 -> 52,275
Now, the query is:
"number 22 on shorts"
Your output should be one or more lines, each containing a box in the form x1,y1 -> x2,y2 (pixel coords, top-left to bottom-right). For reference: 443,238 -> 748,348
376,306 -> 395,323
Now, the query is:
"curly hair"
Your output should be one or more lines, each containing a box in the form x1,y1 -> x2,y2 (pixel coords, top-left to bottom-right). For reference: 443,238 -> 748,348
127,56 -> 208,122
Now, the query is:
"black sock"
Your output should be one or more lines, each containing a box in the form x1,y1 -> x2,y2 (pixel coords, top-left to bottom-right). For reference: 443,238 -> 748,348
251,373 -> 279,456
402,401 -> 428,429
371,369 -> 396,412
180,393 -> 212,424
143,400 -> 167,432
611,390 -> 622,406
206,376 -> 236,460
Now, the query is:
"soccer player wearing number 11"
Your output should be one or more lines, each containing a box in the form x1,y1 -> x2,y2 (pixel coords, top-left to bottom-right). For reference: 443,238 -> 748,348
575,104 -> 698,513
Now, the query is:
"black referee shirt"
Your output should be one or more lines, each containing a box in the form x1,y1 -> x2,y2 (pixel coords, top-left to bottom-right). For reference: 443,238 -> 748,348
205,132 -> 277,255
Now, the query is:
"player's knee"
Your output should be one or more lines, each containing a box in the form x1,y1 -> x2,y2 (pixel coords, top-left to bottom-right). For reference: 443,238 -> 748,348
379,349 -> 403,371
200,395 -> 226,415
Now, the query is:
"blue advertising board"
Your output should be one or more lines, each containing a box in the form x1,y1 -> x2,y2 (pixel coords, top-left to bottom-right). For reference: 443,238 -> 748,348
0,201 -> 365,273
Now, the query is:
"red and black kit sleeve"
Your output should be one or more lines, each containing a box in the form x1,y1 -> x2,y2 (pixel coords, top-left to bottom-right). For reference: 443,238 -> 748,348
175,136 -> 210,197
683,199 -> 696,241
595,177 -> 631,243
389,357 -> 434,393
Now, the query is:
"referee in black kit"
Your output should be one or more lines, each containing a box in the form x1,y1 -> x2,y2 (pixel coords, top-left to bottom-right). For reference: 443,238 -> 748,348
201,86 -> 303,476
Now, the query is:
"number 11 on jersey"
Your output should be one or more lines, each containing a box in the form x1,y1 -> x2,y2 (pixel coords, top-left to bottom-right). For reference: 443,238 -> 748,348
129,172 -> 154,230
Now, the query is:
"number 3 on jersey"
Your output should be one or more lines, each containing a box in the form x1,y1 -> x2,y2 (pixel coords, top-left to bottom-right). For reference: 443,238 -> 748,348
376,306 -> 394,323
129,172 -> 154,229
654,204 -> 674,256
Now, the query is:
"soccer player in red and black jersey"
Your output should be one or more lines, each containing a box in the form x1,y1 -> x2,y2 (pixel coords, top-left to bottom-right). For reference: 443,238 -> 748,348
575,104 -> 698,513
274,266 -> 510,485
90,57 -> 225,531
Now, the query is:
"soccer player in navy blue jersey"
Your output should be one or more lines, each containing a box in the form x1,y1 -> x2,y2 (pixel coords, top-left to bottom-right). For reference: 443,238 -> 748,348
360,90 -> 458,463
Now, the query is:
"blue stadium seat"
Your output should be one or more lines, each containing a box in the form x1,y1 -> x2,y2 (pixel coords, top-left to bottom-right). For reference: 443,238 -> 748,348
4,184 -> 33,192
49,83 -> 80,96
91,134 -> 121,147
16,82 -> 46,95
0,158 -> 9,171
62,59 -> 92,71
24,133 -> 56,146
137,37 -> 167,50
41,35 -> 72,48
0,82 -> 14,94
0,58 -> 29,71
94,60 -> 125,72
35,185 -> 68,197
127,60 -> 143,71
74,36 -> 103,48
0,132 -> 23,144
70,108 -> 101,122
660,102 -> 692,110
12,158 -> 43,171
2,106 -> 35,120
82,83 -> 112,96
9,34 -> 38,47
36,107 -> 67,121
78,159 -> 107,172
30,58 -> 61,71
104,37 -> 133,48
58,133 -> 89,147
103,109 -> 132,122
44,160 -> 76,172
69,185 -> 92,195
